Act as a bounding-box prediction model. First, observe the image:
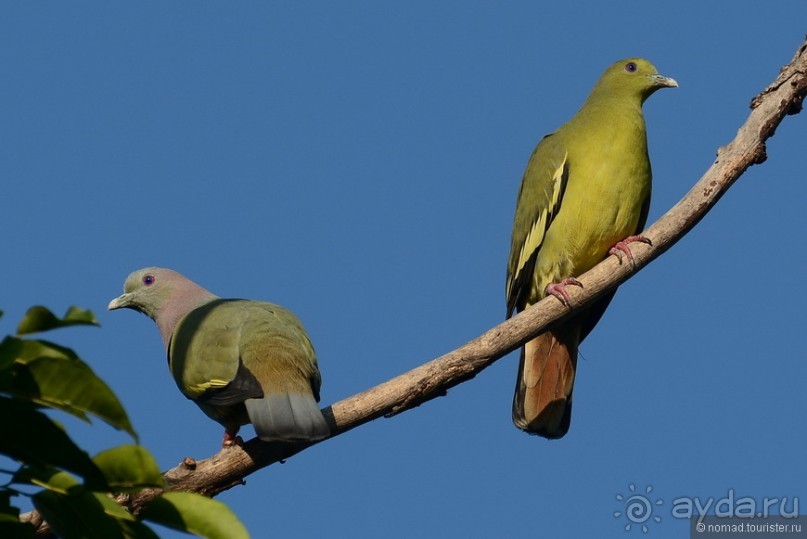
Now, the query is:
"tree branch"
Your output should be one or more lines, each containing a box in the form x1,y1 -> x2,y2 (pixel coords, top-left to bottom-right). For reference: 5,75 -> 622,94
25,37 -> 807,537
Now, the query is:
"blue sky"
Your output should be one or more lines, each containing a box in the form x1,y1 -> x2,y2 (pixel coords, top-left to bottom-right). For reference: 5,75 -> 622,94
3,3 -> 806,538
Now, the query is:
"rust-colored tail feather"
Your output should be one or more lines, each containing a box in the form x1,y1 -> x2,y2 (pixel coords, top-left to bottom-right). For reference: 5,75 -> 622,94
512,326 -> 579,438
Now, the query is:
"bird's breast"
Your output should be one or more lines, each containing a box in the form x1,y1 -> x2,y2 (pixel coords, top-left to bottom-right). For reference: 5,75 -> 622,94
538,143 -> 651,284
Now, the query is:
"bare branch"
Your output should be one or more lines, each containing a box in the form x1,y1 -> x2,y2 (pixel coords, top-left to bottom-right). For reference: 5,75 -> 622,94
25,37 -> 807,537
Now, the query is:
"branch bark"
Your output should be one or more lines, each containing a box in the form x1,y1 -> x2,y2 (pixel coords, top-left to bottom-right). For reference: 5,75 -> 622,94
25,37 -> 807,537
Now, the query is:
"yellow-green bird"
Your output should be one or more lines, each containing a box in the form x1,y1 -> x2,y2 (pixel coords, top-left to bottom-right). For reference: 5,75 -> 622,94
506,58 -> 677,438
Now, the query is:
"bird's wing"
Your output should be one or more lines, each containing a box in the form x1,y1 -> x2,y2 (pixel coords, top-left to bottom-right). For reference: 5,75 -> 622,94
169,299 -> 263,403
506,134 -> 569,317
238,302 -> 322,401
237,302 -> 328,441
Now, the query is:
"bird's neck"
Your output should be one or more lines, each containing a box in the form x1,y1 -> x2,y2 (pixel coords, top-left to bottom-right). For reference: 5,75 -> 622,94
156,285 -> 219,349
571,94 -> 647,146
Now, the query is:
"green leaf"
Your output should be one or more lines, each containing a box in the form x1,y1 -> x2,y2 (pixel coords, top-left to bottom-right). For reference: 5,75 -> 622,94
93,446 -> 164,491
0,490 -> 25,535
16,306 -> 99,336
141,491 -> 250,539
32,490 -> 125,539
0,397 -> 106,488
117,519 -> 161,539
14,466 -> 150,530
0,336 -> 22,373
0,490 -> 17,516
0,480 -> 35,539
32,490 -> 153,538
33,490 -> 163,539
86,495 -> 163,539
2,338 -> 136,438
0,520 -> 35,539
91,492 -> 135,521
12,466 -> 81,494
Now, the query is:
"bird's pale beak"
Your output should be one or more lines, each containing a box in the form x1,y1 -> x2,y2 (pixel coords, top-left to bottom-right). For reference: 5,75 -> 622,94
651,74 -> 678,88
108,294 -> 129,311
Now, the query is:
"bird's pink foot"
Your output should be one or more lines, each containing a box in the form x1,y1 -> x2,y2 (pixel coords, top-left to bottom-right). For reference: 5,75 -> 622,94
545,277 -> 583,307
222,429 -> 243,448
609,235 -> 652,263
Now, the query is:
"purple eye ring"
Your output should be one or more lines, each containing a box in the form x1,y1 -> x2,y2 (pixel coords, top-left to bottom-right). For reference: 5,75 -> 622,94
143,275 -> 155,286
625,62 -> 638,73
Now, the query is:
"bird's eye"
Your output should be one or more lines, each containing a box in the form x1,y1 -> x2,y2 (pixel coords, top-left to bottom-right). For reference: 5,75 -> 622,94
625,62 -> 638,73
143,275 -> 155,286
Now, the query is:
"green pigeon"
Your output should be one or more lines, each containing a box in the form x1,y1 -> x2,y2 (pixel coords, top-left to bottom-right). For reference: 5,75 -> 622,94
109,267 -> 329,445
506,58 -> 677,438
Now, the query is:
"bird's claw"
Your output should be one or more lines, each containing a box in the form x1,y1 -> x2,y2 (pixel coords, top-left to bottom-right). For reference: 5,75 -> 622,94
545,277 -> 583,307
222,430 -> 244,448
609,235 -> 652,263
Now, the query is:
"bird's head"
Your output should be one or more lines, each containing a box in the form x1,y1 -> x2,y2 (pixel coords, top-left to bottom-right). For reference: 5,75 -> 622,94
592,58 -> 678,103
109,267 -> 219,346
108,267 -> 185,319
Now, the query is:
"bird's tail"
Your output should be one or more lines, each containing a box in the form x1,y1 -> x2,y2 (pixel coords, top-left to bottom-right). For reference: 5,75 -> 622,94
512,326 -> 579,438
245,392 -> 330,442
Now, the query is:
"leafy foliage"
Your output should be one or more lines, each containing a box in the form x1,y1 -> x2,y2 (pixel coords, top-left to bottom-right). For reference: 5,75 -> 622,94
0,307 -> 249,538
16,306 -> 99,336
1,336 -> 135,438
141,493 -> 249,539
